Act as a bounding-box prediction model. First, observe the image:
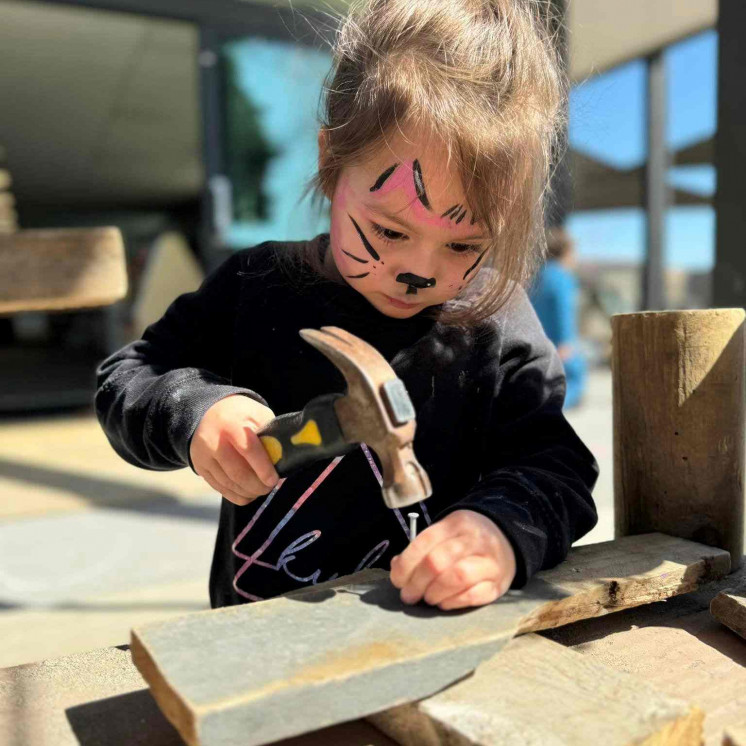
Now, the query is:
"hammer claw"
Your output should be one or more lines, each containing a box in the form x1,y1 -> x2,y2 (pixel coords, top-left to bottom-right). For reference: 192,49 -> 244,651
295,327 -> 432,506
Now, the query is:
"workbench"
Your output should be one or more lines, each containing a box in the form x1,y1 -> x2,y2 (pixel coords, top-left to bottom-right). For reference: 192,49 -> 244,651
2,559 -> 744,746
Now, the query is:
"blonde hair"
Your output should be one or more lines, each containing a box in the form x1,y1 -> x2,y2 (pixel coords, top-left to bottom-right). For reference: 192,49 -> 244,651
305,0 -> 566,325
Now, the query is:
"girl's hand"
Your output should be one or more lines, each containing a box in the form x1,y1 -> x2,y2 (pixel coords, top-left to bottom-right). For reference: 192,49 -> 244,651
190,395 -> 280,506
389,510 -> 516,610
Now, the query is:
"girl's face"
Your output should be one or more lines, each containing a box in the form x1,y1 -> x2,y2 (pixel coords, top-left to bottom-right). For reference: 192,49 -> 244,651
325,130 -> 489,319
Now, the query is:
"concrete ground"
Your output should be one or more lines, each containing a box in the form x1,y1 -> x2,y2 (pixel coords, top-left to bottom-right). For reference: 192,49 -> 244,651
0,368 -> 614,669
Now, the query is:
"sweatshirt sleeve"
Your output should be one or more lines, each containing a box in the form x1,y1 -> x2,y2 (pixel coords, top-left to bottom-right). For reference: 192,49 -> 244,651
95,249 -> 268,472
435,287 -> 598,588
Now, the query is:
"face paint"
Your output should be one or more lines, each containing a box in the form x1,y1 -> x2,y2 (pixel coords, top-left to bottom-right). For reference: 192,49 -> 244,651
396,273 -> 437,289
348,215 -> 381,261
326,129 -> 490,319
342,249 -> 368,264
411,159 -> 431,210
370,164 -> 398,192
463,249 -> 488,280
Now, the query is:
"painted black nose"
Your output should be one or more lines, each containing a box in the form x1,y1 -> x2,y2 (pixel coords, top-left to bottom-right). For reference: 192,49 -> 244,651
396,273 -> 437,295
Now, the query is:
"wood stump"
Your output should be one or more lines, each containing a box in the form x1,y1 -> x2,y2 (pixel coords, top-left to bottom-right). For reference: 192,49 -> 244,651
612,309 -> 746,569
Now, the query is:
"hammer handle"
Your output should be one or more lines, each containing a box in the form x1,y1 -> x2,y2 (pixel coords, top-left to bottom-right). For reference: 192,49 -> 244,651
257,393 -> 353,477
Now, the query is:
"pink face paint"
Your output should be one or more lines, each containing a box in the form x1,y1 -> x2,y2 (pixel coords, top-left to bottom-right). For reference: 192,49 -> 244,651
373,161 -> 446,228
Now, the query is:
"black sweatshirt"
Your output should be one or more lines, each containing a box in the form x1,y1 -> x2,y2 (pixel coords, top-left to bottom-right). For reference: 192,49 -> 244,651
95,235 -> 598,607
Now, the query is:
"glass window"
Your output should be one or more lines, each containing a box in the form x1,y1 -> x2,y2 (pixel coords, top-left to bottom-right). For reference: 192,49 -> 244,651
220,38 -> 332,249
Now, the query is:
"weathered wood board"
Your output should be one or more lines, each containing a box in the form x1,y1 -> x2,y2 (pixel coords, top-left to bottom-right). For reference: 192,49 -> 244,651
369,633 -> 704,746
0,227 -> 127,313
543,560 -> 746,746
131,534 -> 728,746
711,589 -> 746,640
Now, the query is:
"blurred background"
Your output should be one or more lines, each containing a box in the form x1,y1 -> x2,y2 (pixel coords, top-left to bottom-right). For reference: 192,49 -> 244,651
0,0 -> 739,669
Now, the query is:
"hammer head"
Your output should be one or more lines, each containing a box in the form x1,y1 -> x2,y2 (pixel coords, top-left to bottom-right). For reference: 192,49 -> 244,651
299,327 -> 432,510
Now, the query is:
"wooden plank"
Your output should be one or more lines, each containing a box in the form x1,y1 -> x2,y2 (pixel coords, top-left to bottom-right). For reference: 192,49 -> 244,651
543,561 -> 746,746
130,534 -> 729,746
369,634 -> 703,746
0,227 -> 127,313
711,590 -> 746,640
612,310 -> 746,568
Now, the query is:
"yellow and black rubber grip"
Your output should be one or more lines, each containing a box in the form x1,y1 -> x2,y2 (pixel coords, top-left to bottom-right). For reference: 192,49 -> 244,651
257,393 -> 353,477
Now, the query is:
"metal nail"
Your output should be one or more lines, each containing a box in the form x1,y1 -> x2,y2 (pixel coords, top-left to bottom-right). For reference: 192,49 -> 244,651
408,512 -> 419,542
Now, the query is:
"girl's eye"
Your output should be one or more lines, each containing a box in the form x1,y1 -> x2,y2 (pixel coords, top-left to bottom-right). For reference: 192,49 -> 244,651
371,222 -> 407,242
449,243 -> 481,255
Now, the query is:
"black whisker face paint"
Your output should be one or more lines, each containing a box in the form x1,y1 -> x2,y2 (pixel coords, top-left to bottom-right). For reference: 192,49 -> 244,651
348,215 -> 381,261
463,249 -> 488,280
441,204 -> 460,218
412,160 -> 431,210
370,164 -> 398,192
342,249 -> 368,264
470,214 -> 478,225
455,208 -> 467,225
346,272 -> 370,279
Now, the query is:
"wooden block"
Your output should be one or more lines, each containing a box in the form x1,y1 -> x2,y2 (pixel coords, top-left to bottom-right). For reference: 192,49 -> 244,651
369,634 -> 704,746
542,560 -> 746,746
131,534 -> 728,746
613,310 -> 746,568
711,589 -> 746,640
0,227 -> 127,313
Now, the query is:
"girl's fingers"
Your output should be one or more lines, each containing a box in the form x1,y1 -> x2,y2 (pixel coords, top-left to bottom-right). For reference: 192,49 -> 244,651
200,469 -> 252,507
422,556 -> 500,607
239,428 -> 280,488
437,579 -> 500,611
397,536 -> 471,605
219,442 -> 274,496
389,519 -> 459,589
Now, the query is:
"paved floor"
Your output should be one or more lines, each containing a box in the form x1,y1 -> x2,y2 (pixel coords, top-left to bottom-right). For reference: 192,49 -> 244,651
0,369 -> 614,668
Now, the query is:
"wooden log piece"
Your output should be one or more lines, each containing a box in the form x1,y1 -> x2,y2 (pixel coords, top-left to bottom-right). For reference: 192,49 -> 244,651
369,634 -> 704,746
612,309 -> 746,569
130,534 -> 728,746
0,227 -> 128,313
710,589 -> 746,640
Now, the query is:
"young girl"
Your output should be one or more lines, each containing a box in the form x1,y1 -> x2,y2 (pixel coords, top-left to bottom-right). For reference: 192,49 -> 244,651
96,0 -> 598,611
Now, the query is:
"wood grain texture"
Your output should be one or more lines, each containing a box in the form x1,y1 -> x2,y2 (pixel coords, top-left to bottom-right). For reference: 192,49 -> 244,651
543,560 -> 746,746
0,227 -> 127,313
612,309 -> 746,568
130,534 -> 728,746
711,590 -> 746,640
369,634 -> 703,746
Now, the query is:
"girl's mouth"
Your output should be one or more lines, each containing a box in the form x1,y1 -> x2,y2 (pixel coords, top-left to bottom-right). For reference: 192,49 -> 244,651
383,294 -> 421,310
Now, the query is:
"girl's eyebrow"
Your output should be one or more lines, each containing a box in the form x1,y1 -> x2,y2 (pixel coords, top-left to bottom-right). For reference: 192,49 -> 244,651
364,203 -> 487,240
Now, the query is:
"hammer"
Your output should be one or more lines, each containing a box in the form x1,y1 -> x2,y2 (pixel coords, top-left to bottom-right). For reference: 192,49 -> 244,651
257,326 -> 432,509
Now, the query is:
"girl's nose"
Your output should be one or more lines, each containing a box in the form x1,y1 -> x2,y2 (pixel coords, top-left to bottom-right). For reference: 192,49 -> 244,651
396,273 -> 437,295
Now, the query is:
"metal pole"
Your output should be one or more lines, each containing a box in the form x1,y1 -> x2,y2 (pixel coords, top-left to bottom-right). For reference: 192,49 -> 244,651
714,0 -> 746,308
642,51 -> 668,311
